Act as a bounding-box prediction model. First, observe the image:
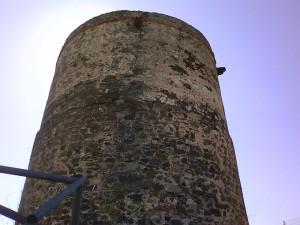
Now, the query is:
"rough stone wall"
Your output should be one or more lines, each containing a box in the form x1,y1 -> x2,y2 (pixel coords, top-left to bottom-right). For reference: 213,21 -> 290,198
19,11 -> 248,225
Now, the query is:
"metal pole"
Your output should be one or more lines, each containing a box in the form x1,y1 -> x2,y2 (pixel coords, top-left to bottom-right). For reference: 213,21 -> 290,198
27,177 -> 86,223
0,165 -> 77,184
0,205 -> 27,223
71,185 -> 84,225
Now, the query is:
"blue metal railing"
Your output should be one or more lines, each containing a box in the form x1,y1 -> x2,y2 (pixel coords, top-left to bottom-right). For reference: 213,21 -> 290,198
0,165 -> 86,225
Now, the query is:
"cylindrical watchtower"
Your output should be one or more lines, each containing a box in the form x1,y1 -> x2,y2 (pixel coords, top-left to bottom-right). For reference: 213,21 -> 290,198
19,11 -> 248,224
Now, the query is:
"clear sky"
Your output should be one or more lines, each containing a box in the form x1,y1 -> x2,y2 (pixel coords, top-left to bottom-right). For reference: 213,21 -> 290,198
0,0 -> 299,224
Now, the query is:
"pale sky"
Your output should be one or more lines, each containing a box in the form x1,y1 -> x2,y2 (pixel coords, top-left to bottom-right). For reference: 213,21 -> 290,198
0,1 -> 299,224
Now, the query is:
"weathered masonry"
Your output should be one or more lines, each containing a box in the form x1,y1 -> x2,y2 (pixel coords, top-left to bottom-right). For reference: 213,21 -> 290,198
19,11 -> 248,224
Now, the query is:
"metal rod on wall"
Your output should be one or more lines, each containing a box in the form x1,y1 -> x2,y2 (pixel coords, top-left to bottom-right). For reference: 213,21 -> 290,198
27,176 -> 86,223
0,205 -> 27,223
0,165 -> 77,184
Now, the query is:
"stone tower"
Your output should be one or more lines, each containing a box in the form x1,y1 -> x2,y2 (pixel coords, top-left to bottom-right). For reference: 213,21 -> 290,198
19,11 -> 248,225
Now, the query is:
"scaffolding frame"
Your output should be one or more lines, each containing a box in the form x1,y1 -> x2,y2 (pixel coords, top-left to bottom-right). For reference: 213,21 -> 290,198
0,165 -> 86,225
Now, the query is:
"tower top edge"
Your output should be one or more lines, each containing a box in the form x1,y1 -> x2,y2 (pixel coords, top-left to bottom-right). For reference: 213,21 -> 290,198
63,10 -> 215,59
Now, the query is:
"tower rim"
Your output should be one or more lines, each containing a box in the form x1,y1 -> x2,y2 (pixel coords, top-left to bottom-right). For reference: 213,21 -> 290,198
61,10 -> 216,62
